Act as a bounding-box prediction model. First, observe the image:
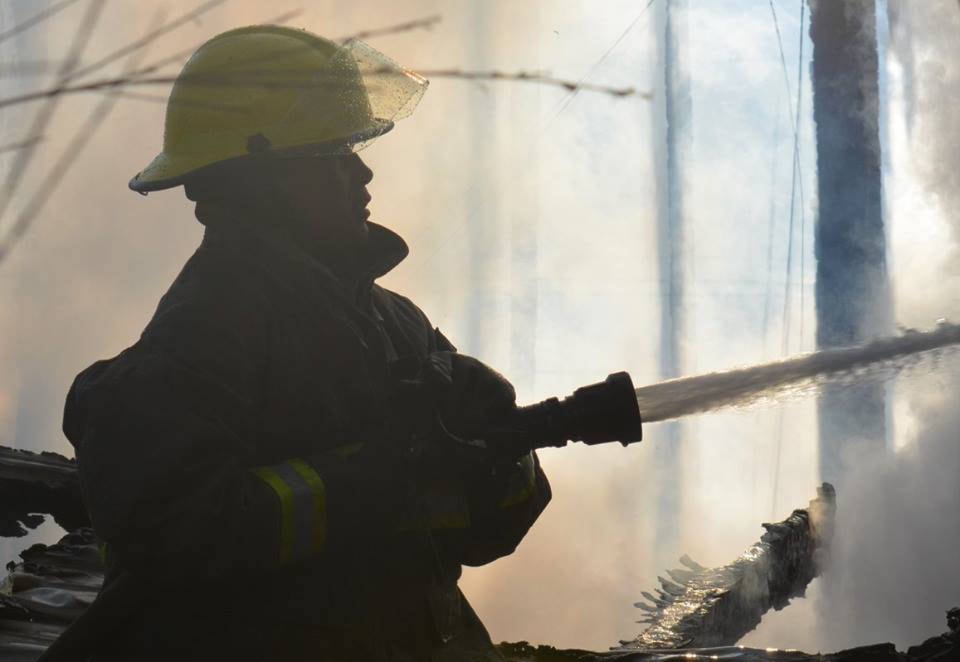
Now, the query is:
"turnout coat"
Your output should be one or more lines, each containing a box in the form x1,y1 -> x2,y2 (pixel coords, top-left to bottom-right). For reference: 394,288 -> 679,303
63,213 -> 551,661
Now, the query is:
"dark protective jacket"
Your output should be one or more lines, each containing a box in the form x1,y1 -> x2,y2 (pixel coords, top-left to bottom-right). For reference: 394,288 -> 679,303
62,214 -> 551,661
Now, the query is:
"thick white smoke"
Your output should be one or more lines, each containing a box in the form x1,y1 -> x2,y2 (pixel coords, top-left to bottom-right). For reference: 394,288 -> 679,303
812,0 -> 960,649
746,0 -> 960,651
1,0 -> 958,654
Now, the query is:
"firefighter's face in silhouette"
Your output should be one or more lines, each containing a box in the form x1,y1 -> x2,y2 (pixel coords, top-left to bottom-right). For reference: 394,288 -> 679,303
272,153 -> 375,275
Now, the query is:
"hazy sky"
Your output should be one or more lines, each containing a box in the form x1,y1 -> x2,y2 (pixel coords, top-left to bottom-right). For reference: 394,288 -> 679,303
0,0 -> 958,653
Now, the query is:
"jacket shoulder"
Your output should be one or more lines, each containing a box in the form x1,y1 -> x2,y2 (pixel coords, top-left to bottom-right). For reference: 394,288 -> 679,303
371,286 -> 456,353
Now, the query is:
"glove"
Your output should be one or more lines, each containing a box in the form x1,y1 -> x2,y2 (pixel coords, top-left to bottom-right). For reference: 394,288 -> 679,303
421,351 -> 517,445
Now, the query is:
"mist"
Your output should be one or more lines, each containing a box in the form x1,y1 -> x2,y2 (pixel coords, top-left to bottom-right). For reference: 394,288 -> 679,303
0,0 -> 958,655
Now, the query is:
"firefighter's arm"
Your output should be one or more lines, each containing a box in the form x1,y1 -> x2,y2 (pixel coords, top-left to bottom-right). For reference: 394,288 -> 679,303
416,348 -> 552,565
65,299 -> 409,581
457,450 -> 551,566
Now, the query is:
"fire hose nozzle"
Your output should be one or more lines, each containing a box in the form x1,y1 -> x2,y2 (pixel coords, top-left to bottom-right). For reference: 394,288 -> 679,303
509,371 -> 643,453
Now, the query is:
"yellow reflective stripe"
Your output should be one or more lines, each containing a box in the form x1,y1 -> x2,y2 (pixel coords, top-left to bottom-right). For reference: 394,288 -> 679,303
288,458 -> 327,554
500,453 -> 537,508
252,466 -> 296,565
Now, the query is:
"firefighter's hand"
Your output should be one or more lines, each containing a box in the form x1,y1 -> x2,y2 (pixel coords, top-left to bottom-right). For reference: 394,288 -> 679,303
422,351 -> 517,444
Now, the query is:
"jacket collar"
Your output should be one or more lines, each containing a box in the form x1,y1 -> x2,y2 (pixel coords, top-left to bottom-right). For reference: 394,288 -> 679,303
196,201 -> 410,286
359,222 -> 410,282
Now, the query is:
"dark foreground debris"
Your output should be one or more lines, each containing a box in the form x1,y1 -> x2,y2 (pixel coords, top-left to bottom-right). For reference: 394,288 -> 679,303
498,608 -> 960,661
0,447 -> 87,537
0,448 -> 955,661
0,528 -> 101,661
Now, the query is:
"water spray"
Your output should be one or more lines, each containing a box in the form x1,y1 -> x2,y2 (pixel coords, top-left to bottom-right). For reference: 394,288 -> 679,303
507,322 -> 960,454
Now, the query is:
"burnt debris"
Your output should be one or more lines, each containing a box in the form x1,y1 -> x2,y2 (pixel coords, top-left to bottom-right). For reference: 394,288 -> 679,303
620,483 -> 836,650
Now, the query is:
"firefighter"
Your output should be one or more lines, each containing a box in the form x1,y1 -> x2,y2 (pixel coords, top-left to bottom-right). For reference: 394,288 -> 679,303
62,26 -> 550,661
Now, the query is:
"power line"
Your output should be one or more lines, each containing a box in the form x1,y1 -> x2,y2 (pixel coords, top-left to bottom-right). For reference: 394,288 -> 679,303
408,2 -> 655,271
770,0 -> 808,519
548,0 -> 658,124
795,0 -> 808,350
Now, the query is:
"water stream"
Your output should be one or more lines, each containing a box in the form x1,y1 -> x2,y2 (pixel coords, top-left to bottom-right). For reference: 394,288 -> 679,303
635,322 -> 960,423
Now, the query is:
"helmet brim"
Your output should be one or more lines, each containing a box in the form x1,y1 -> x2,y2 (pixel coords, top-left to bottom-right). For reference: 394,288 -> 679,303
128,119 -> 394,193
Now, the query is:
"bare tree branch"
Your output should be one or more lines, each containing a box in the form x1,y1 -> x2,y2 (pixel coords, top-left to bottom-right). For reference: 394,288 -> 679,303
0,136 -> 43,155
339,15 -> 441,43
0,0 -> 108,229
68,0 -> 228,81
103,88 -> 246,111
0,0 -> 235,233
0,66 -> 645,112
128,7 -> 305,79
418,69 -> 644,98
0,7 -> 167,267
126,12 -> 437,82
0,0 -> 82,46
0,0 -> 239,80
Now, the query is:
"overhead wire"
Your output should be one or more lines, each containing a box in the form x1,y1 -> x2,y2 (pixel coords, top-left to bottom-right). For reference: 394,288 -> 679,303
408,1 -> 657,271
795,0 -> 807,350
547,0 -> 658,125
768,0 -> 807,518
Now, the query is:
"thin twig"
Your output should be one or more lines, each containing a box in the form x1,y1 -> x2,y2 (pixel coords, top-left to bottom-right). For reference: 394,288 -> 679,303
0,7 -> 167,267
339,15 -> 441,43
132,6 -> 306,78
0,0 -> 108,229
68,0 -> 227,81
0,0 -> 82,45
0,0 -> 236,81
0,136 -> 43,155
0,67 -> 645,111
0,61 -> 63,78
126,10 -> 426,82
419,69 -> 644,97
103,88 -> 247,111
0,0 -> 232,231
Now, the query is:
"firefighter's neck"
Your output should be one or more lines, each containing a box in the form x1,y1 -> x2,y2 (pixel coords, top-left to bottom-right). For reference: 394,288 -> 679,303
196,197 -> 367,293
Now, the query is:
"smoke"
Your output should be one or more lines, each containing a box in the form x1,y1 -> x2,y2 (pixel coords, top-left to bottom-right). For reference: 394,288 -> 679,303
2,0 -> 958,654
888,1 -> 960,255
819,364 -> 960,649
746,0 -> 960,650
742,359 -> 960,651
813,0 -> 960,648
0,0 -> 664,651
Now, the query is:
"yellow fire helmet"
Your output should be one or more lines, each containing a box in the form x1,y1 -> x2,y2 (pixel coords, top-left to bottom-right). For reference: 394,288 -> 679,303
129,25 -> 428,192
